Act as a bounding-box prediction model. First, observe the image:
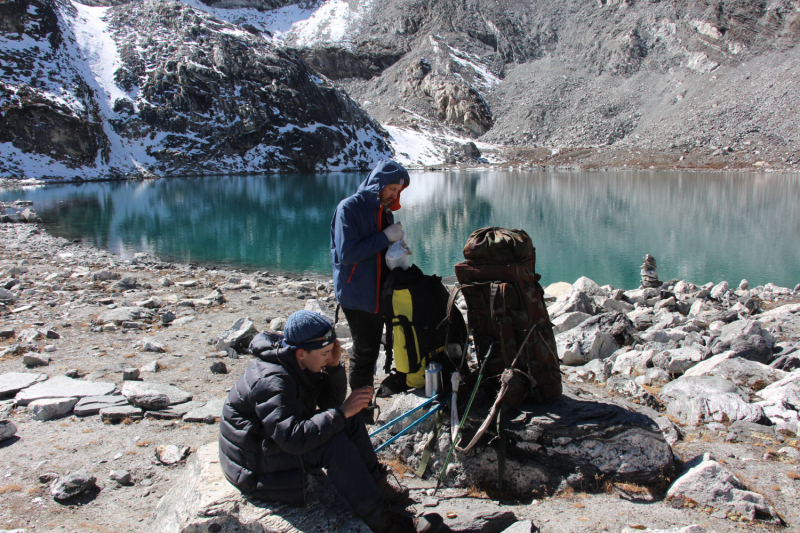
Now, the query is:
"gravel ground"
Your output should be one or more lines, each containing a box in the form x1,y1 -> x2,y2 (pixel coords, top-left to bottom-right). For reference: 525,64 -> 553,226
1,222 -> 799,533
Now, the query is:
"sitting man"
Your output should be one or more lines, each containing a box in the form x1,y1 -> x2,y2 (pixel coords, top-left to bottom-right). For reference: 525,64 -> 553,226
219,310 -> 423,533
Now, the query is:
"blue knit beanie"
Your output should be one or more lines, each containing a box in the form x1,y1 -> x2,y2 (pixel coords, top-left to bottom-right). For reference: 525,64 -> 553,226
283,310 -> 336,351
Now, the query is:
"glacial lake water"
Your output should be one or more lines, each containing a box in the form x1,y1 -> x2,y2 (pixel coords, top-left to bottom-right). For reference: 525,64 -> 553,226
2,170 -> 800,291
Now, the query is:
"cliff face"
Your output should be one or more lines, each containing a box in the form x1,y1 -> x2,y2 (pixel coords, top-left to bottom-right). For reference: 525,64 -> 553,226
282,0 -> 799,156
0,0 -> 391,179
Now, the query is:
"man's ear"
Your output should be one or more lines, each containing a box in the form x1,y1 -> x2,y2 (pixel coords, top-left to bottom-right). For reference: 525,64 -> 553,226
295,348 -> 306,365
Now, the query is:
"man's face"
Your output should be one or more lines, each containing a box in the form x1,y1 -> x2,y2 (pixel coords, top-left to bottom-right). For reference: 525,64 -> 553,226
295,344 -> 335,373
379,184 -> 404,207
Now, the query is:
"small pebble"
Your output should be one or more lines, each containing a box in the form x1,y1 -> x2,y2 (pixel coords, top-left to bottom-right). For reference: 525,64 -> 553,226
423,498 -> 439,507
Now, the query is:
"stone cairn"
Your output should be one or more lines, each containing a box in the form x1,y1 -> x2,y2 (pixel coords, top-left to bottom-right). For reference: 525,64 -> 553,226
640,254 -> 661,288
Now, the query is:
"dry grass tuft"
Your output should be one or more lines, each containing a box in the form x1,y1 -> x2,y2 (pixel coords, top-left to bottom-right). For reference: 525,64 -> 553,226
0,484 -> 23,494
787,471 -> 800,480
574,502 -> 586,508
136,440 -> 154,447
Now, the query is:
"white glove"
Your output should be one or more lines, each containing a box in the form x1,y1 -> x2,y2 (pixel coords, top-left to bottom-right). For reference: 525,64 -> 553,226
383,223 -> 404,243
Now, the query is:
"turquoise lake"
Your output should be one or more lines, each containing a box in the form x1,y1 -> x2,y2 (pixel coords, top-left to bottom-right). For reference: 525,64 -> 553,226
2,170 -> 799,290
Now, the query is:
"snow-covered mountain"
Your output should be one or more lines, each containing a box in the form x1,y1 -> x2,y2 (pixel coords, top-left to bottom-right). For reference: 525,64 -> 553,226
0,0 -> 392,179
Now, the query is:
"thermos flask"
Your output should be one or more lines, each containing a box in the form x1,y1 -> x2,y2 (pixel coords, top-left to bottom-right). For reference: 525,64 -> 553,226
425,362 -> 442,398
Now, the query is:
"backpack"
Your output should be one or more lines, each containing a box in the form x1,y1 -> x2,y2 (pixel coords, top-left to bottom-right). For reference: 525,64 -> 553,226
452,227 -> 561,406
381,265 -> 468,389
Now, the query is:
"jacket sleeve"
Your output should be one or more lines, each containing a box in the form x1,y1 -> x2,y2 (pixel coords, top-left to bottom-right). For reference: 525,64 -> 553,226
252,373 -> 346,455
317,362 -> 347,410
334,201 -> 390,265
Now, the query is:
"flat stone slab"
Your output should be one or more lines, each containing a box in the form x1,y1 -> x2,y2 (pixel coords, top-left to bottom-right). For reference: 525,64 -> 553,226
122,381 -> 192,406
96,306 -> 154,325
144,400 -> 205,420
100,405 -> 144,422
182,399 -> 224,423
0,372 -> 48,397
74,395 -> 130,417
28,397 -> 79,421
14,376 -> 116,406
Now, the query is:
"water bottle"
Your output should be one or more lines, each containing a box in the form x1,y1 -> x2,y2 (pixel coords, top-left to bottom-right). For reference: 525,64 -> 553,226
425,362 -> 442,398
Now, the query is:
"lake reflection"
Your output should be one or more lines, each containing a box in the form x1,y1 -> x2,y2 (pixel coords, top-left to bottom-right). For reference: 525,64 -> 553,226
2,170 -> 799,289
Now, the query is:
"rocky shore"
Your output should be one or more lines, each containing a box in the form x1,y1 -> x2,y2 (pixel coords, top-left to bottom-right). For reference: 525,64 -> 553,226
1,218 -> 799,533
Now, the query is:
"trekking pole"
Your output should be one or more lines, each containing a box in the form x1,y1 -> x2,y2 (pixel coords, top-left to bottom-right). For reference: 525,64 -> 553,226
433,345 -> 494,495
369,394 -> 439,438
374,399 -> 447,452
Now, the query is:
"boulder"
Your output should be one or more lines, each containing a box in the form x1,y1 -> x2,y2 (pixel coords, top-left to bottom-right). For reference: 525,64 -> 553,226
183,399 -> 225,424
651,347 -> 706,375
122,381 -> 192,407
666,454 -> 781,523
543,281 -> 572,299
304,299 -> 334,321
755,369 -> 800,408
151,442 -> 373,533
601,298 -> 634,313
268,317 -> 286,332
572,276 -> 607,299
215,317 -> 258,352
710,320 -> 774,363
606,377 -> 660,409
376,392 -> 437,435
556,324 -> 617,366
684,352 -> 786,393
659,376 -> 765,426
14,376 -> 116,406
626,308 -> 654,330
145,400 -> 205,421
709,281 -> 729,300
22,353 -> 51,367
547,289 -> 593,318
0,372 -> 48,397
27,397 -> 79,421
550,312 -> 591,335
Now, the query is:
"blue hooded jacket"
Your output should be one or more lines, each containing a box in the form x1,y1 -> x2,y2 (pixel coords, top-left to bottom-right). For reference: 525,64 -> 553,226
330,160 -> 410,313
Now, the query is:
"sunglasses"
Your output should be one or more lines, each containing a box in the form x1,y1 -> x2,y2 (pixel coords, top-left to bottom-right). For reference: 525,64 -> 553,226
299,328 -> 336,345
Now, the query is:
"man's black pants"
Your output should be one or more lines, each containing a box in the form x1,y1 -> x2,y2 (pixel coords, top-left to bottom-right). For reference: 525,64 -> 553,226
302,414 -> 384,528
341,306 -> 385,391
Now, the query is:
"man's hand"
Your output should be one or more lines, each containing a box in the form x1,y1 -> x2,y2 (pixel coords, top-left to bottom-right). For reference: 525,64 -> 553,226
326,340 -> 342,367
383,223 -> 404,243
341,386 -> 373,418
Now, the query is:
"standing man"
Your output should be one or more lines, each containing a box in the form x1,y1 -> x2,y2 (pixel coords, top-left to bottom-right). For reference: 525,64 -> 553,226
331,160 -> 409,406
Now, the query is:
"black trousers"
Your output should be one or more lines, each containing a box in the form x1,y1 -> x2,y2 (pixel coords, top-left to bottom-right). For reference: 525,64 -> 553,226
302,414 -> 384,528
341,306 -> 385,391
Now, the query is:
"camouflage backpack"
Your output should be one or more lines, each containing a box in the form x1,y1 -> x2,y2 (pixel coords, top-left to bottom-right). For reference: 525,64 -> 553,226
451,227 -> 562,406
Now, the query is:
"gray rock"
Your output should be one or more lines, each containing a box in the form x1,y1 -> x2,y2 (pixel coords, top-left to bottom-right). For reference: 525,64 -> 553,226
755,369 -> 800,408
601,298 -> 634,313
121,381 -> 192,406
15,376 -> 116,406
142,339 -> 166,353
156,444 -> 190,465
376,392 -> 437,435
209,362 -> 227,374
0,328 -> 14,339
91,270 -> 120,282
123,368 -> 140,381
659,376 -> 765,426
0,372 -> 48,397
304,299 -> 334,320
73,395 -> 130,416
17,328 -> 41,343
684,351 -> 786,393
606,377 -> 660,409
441,508 -> 518,532
96,306 -> 154,325
551,311 -> 591,335
652,347 -> 706,375
145,400 -> 205,420
640,328 -> 688,344
627,308 -> 655,330
0,288 -> 17,302
140,361 -> 160,373
667,455 -> 780,522
22,354 -> 51,367
268,317 -> 286,332
50,471 -> 96,500
710,319 -> 774,363
183,399 -> 225,424
0,419 -> 17,441
27,397 -> 79,421
453,387 -> 675,495
160,311 -> 176,324
621,526 -> 706,533
110,470 -> 133,485
151,442 -> 372,533
136,296 -> 163,309
100,405 -> 144,421
709,281 -> 730,300
754,398 -> 799,433
130,392 -> 170,410
500,520 -> 535,533
214,317 -> 258,352
611,349 -> 653,377
556,325 -> 617,366
548,289 -> 593,318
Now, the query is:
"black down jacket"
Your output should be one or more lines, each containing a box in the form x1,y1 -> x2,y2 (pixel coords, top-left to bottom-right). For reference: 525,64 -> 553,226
218,346 -> 347,503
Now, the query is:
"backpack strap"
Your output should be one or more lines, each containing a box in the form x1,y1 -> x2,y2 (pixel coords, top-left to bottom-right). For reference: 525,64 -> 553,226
394,315 -> 422,374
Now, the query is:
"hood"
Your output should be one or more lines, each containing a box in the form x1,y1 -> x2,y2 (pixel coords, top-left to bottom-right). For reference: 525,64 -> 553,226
355,159 -> 410,211
259,346 -> 315,388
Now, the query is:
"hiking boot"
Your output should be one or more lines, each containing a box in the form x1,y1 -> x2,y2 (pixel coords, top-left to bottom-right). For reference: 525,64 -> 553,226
372,504 -> 415,533
377,371 -> 411,398
377,463 -> 409,504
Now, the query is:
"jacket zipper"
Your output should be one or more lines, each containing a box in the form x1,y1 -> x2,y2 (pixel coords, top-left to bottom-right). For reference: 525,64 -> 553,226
375,205 -> 384,314
347,263 -> 357,283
